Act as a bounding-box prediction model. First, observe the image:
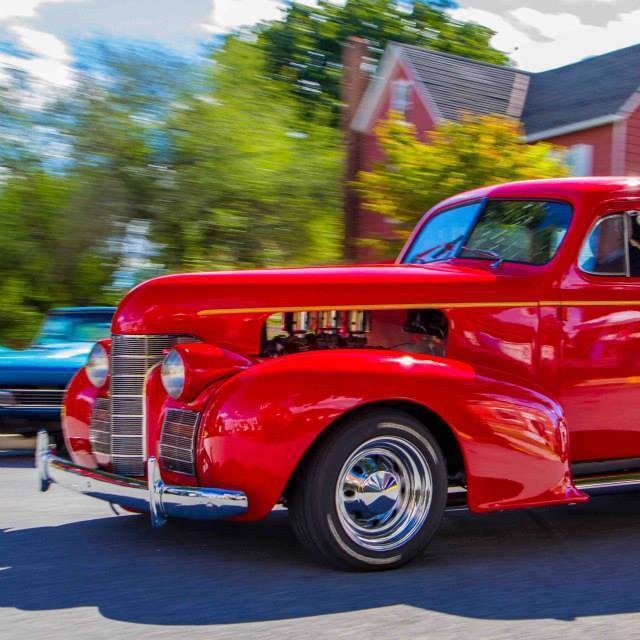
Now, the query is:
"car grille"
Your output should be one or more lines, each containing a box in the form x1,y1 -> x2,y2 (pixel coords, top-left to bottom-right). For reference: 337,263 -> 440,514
88,397 -> 111,455
109,334 -> 196,477
159,408 -> 199,475
0,388 -> 65,408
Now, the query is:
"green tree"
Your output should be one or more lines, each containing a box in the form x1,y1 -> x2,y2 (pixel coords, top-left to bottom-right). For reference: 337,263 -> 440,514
159,38 -> 342,270
0,42 -> 188,346
0,167 -> 122,346
355,113 -> 570,256
258,0 -> 508,117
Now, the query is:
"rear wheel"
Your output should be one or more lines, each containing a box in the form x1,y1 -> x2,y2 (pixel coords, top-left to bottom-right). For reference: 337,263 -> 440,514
289,409 -> 447,571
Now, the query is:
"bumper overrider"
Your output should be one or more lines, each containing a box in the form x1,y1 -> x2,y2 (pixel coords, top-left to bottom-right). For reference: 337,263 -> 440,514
35,431 -> 248,525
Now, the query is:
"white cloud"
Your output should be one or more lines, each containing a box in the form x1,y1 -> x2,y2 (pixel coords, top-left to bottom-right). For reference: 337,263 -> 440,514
202,0 -> 286,35
448,7 -> 528,58
14,26 -> 74,88
202,0 -> 346,34
0,25 -> 74,108
0,1 -> 83,102
451,5 -> 640,72
0,0 -> 84,23
510,7 -> 581,40
11,25 -> 69,61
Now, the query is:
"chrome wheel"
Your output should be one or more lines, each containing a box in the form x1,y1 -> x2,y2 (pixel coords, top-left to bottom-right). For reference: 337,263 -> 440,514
335,433 -> 433,552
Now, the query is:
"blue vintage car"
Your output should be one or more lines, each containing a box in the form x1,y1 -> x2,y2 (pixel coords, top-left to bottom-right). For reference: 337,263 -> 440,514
0,307 -> 114,445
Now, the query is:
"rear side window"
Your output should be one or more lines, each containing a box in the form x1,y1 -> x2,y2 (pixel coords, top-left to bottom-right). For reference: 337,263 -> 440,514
579,211 -> 640,277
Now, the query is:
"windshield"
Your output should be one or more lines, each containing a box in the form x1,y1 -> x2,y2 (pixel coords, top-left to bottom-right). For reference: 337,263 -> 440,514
403,199 -> 573,266
35,312 -> 113,346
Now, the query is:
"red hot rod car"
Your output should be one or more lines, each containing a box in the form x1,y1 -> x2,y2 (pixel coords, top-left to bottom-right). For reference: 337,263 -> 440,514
37,177 -> 640,570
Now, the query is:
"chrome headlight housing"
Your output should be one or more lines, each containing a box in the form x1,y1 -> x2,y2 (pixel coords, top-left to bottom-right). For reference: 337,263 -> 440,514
86,342 -> 109,388
161,349 -> 186,399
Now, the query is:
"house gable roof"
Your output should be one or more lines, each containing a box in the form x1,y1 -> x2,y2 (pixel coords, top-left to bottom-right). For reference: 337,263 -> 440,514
351,41 -> 640,141
351,43 -> 529,134
522,44 -> 640,138
398,43 -> 530,121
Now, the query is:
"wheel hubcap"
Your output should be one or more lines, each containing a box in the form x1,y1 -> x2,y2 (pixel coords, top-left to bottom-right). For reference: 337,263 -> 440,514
335,433 -> 433,552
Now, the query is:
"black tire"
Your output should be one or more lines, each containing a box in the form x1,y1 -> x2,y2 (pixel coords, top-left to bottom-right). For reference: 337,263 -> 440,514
289,408 -> 448,571
51,429 -> 68,457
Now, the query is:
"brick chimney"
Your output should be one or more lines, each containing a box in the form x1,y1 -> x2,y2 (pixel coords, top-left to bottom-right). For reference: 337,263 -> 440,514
342,36 -> 371,262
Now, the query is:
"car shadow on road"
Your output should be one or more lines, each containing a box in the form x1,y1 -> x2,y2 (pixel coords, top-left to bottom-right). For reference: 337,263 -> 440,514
2,491 -> 640,625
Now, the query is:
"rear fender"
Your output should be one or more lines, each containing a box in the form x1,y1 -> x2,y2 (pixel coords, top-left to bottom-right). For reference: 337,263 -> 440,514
197,350 -> 586,520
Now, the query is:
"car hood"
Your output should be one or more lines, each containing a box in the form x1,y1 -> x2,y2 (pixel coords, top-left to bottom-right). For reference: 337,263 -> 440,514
113,263 -> 537,355
0,342 -> 92,387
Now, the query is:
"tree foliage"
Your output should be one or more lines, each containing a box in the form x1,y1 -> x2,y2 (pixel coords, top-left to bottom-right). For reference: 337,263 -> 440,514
355,114 -> 570,255
0,168 -> 120,345
0,38 -> 343,345
258,0 -> 508,117
0,0 -> 527,345
0,42 -> 189,345
157,38 -> 342,270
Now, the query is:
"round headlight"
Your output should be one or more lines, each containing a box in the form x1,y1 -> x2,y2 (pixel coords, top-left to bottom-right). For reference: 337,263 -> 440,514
86,343 -> 109,388
161,349 -> 186,399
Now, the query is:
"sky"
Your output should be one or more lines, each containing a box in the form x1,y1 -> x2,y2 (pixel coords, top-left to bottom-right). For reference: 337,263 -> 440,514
1,0 -> 640,94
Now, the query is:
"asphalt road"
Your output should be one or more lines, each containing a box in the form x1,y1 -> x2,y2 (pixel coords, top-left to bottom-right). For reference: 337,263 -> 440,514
3,451 -> 640,640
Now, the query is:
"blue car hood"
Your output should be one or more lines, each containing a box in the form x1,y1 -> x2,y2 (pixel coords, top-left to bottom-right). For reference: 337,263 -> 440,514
0,342 -> 92,387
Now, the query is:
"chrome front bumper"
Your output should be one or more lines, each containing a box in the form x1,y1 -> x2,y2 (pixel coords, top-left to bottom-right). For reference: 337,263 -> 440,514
36,431 -> 248,525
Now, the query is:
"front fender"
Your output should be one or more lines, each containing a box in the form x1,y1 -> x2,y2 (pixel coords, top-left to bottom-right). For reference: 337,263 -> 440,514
197,350 -> 586,520
63,367 -> 100,468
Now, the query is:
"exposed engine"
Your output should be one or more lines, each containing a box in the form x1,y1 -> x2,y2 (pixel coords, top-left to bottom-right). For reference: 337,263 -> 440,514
262,310 -> 369,357
261,309 -> 448,358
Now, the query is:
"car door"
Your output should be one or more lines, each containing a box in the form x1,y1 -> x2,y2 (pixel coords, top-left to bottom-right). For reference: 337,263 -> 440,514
559,204 -> 640,462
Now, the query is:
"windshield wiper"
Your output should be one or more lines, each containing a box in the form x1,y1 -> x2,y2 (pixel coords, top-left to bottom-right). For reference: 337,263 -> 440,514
459,246 -> 503,269
412,234 -> 464,264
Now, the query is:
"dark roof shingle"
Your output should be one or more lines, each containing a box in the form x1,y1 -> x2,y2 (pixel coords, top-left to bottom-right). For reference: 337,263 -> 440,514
396,42 -> 640,138
522,44 -> 640,136
397,43 -> 528,121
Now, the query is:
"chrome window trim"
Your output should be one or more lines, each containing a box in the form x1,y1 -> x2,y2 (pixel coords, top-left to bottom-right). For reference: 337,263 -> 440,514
625,213 -> 632,278
578,212 -> 631,278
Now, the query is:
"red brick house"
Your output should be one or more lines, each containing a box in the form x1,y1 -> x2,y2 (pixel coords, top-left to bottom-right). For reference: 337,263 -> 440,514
343,38 -> 640,259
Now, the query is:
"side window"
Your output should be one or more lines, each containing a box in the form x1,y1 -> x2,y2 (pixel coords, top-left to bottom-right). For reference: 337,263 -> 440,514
390,80 -> 412,119
578,211 -> 640,277
579,215 -> 626,275
628,213 -> 640,276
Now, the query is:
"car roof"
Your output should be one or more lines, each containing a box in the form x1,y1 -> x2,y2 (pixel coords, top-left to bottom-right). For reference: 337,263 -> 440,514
435,177 -> 640,210
49,306 -> 116,314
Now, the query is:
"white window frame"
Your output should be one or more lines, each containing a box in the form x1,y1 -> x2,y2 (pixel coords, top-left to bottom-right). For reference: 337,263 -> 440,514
390,79 -> 412,119
565,144 -> 593,177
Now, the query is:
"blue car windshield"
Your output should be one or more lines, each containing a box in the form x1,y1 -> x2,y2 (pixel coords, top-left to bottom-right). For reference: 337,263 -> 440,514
403,199 -> 573,266
35,313 -> 113,345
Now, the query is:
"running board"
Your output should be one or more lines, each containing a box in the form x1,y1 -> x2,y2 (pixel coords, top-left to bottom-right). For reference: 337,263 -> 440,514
445,471 -> 640,511
574,470 -> 640,496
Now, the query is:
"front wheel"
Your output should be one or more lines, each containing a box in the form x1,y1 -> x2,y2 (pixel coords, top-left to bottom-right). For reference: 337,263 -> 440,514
289,409 -> 447,571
